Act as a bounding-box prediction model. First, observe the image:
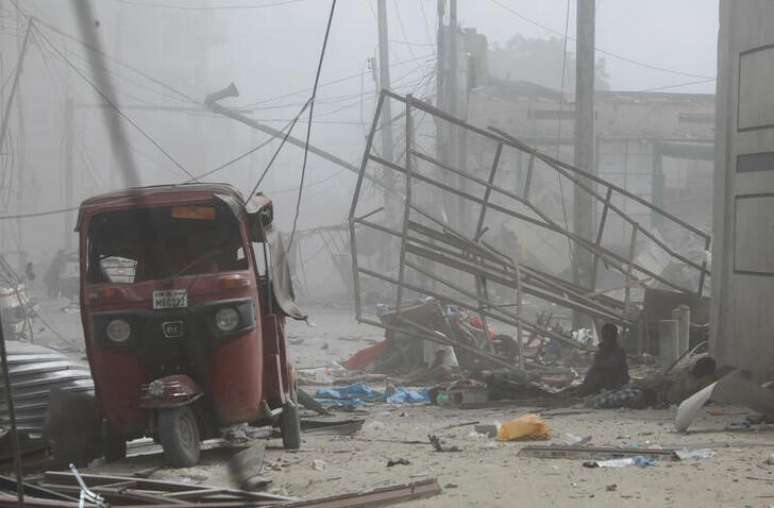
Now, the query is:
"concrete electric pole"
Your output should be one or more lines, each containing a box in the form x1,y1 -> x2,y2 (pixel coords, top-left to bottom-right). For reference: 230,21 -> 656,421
573,0 -> 596,327
376,0 -> 395,224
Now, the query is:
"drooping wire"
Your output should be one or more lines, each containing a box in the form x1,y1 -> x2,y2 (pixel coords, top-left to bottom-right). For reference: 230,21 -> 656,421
288,0 -> 337,250
487,0 -> 715,81
246,98 -> 311,199
554,0 -> 574,268
31,24 -> 196,179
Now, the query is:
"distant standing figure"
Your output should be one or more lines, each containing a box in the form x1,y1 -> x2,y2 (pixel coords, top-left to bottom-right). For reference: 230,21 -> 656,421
24,262 -> 35,285
573,323 -> 630,396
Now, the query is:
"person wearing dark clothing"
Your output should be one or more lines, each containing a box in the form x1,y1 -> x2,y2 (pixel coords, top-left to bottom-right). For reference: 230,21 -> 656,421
574,323 -> 630,396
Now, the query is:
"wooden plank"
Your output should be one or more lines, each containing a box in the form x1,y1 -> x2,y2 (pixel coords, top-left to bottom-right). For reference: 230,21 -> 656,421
282,479 -> 441,508
518,445 -> 678,461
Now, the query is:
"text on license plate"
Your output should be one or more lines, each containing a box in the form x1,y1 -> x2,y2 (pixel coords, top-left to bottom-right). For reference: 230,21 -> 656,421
153,289 -> 188,310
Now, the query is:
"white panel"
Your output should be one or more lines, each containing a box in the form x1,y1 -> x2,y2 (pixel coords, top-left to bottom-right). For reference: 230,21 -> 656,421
735,195 -> 774,273
739,47 -> 774,130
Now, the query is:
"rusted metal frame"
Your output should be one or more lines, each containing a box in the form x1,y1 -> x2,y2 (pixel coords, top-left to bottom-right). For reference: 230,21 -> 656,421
489,126 -> 711,241
591,187 -> 614,291
379,260 -> 590,354
624,224 -> 639,333
409,149 -> 620,279
408,220 -> 510,266
379,93 -> 710,247
518,262 -> 625,312
42,472 -> 295,502
367,151 -> 690,301
471,143 -> 504,337
474,143 -> 504,236
347,90 -> 386,322
394,95 -> 415,311
357,266 -> 577,351
383,89 -> 503,143
547,159 -> 709,276
476,236 -> 624,311
353,206 -> 385,223
405,242 -> 624,322
513,259 -> 525,369
371,154 -> 555,232
405,243 -> 625,323
523,152 -> 536,199
696,235 -> 711,296
375,160 -> 681,297
404,223 -> 632,314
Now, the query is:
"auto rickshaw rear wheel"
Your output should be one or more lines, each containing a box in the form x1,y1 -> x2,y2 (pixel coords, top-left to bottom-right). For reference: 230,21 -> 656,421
102,421 -> 127,463
280,401 -> 301,449
158,406 -> 201,467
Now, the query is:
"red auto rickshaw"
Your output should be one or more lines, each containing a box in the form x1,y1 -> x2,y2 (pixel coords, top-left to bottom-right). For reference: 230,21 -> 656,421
76,183 -> 303,467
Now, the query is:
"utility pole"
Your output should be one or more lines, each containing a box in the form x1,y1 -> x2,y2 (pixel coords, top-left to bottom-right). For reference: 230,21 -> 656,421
573,0 -> 595,326
376,0 -> 395,226
64,97 -> 74,250
72,0 -> 140,187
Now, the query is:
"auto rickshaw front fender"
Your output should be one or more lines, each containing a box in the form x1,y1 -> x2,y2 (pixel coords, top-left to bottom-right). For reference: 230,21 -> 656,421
139,374 -> 204,409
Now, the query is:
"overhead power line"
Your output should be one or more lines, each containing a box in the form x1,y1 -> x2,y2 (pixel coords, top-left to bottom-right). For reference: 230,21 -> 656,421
110,0 -> 307,10
488,0 -> 715,80
31,24 -> 195,179
288,0 -> 337,249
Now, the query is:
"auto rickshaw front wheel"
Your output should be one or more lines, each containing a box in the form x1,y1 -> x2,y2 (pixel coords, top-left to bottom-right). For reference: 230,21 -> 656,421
158,406 -> 201,467
280,401 -> 301,449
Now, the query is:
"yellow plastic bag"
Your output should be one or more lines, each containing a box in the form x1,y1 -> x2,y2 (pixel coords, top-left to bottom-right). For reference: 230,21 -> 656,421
496,414 -> 550,441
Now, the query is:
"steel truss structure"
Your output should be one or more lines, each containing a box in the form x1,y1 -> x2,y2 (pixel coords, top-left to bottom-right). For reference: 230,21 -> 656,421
348,91 -> 711,368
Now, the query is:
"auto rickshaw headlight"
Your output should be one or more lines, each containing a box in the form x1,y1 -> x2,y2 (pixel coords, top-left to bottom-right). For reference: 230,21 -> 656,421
215,307 -> 239,332
106,319 -> 131,343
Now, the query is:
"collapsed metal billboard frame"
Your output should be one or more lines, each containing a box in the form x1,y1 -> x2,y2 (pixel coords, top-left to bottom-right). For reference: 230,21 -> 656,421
348,90 -> 711,368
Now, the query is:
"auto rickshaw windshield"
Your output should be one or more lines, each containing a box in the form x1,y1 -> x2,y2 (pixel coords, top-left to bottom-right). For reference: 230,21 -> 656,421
86,204 -> 248,284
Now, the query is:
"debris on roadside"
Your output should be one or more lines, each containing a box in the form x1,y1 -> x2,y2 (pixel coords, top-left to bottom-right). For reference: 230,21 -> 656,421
583,456 -> 656,468
518,445 -> 679,462
227,442 -> 267,491
496,414 -> 549,441
428,434 -> 461,453
674,448 -> 715,460
386,458 -> 411,467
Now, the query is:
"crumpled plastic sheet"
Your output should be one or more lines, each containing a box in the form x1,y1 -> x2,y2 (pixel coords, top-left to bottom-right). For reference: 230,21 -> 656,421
314,384 -> 429,406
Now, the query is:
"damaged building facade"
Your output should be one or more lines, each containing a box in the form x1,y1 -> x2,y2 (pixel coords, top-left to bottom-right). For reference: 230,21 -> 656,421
712,0 -> 774,377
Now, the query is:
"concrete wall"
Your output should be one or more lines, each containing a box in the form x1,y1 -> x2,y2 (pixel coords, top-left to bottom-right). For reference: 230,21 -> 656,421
711,1 -> 774,376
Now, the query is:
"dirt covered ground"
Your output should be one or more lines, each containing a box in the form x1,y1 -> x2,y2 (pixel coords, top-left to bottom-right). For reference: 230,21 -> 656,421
34,300 -> 774,507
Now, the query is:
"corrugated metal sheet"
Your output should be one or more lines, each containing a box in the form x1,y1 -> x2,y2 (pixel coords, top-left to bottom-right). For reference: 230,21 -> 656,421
0,341 -> 94,435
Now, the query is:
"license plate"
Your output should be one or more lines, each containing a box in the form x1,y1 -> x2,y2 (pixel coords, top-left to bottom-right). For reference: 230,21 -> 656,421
153,289 -> 188,310
162,321 -> 184,338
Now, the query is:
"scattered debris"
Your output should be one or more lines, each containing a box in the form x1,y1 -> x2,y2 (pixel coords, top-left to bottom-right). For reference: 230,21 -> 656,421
300,418 -> 365,436
474,424 -> 499,438
583,456 -> 656,468
606,484 -> 618,492
496,414 -> 549,441
676,370 -> 774,432
386,458 -> 411,467
227,442 -> 267,491
312,459 -> 327,472
428,434 -> 461,453
518,445 -> 678,461
564,433 -> 592,446
281,479 -> 441,507
675,448 -> 715,460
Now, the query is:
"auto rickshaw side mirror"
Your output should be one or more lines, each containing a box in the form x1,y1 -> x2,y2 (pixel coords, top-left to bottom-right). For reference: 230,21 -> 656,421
246,194 -> 274,242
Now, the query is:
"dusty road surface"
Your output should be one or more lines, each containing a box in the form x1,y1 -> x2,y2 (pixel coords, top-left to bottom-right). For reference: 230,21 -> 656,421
32,300 -> 774,507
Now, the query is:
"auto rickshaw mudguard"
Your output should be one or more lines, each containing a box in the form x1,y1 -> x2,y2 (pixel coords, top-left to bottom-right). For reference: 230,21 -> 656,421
139,374 -> 204,409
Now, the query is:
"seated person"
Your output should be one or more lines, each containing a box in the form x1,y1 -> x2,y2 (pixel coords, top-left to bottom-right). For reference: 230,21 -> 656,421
572,323 -> 630,396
